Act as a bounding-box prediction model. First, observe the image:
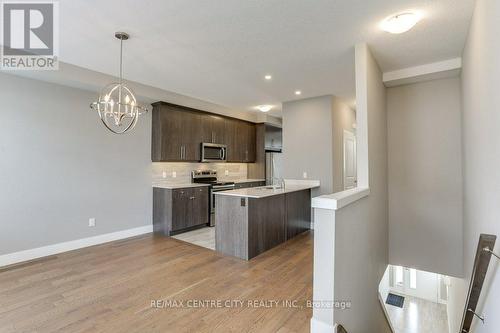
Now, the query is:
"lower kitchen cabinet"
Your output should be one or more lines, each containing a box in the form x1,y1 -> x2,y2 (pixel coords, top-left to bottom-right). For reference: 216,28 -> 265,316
153,186 -> 209,236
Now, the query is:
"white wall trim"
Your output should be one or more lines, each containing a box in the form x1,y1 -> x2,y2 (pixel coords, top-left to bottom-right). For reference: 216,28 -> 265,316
310,317 -> 336,333
0,225 -> 153,268
383,58 -> 462,87
312,187 -> 370,210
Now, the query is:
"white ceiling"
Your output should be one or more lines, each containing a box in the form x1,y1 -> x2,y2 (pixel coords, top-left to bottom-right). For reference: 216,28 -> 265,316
59,0 -> 474,116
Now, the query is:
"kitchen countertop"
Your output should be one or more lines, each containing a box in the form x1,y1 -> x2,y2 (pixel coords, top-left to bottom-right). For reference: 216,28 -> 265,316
152,179 -> 265,189
214,181 -> 319,199
152,183 -> 211,189
233,179 -> 265,184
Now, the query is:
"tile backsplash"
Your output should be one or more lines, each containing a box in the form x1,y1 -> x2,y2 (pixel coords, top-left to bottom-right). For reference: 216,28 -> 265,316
152,162 -> 248,184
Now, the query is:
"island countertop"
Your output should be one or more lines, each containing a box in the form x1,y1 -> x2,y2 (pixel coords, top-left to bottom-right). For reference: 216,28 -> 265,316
214,180 -> 320,199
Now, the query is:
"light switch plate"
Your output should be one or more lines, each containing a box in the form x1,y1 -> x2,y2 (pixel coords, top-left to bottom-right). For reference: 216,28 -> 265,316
162,171 -> 167,179
88,218 -> 96,227
172,171 -> 177,178
303,172 -> 308,179
225,170 -> 229,176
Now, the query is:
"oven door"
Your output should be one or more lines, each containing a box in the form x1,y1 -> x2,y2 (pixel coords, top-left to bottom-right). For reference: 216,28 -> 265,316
210,184 -> 235,226
201,143 -> 227,162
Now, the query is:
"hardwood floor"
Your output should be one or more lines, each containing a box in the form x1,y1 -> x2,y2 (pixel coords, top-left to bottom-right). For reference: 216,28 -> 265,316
385,295 -> 449,333
0,231 -> 313,333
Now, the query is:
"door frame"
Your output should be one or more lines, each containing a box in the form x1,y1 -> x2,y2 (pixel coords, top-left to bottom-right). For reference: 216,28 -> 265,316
343,129 -> 357,190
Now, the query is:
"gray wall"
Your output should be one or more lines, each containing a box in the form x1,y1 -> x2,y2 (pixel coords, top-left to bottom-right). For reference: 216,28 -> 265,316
332,97 -> 356,193
281,95 -> 354,196
387,77 -> 464,278
448,1 -> 500,332
0,73 -> 152,255
333,44 -> 390,332
282,95 -> 334,196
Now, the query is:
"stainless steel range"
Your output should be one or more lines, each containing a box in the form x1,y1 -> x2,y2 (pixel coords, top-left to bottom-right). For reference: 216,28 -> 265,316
191,170 -> 235,226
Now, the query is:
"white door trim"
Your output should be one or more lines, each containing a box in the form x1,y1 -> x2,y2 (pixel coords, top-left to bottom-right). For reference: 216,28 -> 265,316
343,129 -> 357,190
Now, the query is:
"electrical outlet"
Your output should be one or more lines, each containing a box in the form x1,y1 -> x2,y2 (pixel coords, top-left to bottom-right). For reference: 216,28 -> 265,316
88,218 -> 96,227
172,171 -> 177,178
303,172 -> 308,179
162,171 -> 167,179
225,170 -> 229,176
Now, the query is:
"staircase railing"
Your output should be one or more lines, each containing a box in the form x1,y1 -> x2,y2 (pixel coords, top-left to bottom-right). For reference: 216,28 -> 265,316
335,324 -> 347,333
460,233 -> 498,332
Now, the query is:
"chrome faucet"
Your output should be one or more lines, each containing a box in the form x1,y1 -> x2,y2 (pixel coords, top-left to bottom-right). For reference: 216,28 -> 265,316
271,177 -> 285,189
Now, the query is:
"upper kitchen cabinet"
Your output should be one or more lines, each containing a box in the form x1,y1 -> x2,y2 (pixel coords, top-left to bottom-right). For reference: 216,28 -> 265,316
152,101 -> 256,163
151,102 -> 202,162
224,118 -> 239,162
202,115 -> 225,144
238,121 -> 256,162
225,118 -> 256,163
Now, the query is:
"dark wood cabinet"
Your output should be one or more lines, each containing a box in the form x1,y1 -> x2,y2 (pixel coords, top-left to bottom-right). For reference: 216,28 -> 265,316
216,189 -> 311,260
151,103 -> 202,162
236,121 -> 256,162
224,118 -> 239,162
153,186 -> 209,236
285,189 -> 311,239
202,115 -> 225,144
227,119 -> 255,162
152,102 -> 256,163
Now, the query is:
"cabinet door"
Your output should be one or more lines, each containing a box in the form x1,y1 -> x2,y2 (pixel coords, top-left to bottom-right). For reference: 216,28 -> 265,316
246,123 -> 256,162
182,112 -> 202,162
238,122 -> 256,162
285,190 -> 311,239
190,187 -> 209,227
235,121 -> 248,162
171,189 -> 190,231
202,115 -> 225,144
224,118 -> 239,162
153,106 -> 184,161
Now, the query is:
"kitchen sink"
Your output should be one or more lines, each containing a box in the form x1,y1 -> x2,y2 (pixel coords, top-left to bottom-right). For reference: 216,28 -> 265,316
256,185 -> 283,190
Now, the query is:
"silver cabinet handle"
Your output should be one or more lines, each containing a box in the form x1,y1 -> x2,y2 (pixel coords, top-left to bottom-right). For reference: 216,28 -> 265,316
180,146 -> 183,159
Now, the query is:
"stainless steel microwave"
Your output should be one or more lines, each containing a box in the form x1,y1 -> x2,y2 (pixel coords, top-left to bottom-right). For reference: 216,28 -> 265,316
201,143 -> 227,162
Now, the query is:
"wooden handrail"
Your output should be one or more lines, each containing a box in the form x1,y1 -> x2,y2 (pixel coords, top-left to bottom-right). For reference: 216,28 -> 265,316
336,324 -> 347,333
460,233 -> 497,332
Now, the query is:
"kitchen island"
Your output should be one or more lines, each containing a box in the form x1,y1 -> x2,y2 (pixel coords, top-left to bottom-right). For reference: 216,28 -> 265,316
215,181 -> 319,260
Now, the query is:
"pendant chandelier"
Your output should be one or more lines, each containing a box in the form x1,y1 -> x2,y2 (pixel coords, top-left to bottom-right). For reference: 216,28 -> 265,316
90,32 -> 148,134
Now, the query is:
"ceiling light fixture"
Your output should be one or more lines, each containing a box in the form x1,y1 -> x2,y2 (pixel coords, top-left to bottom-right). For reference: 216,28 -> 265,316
264,75 -> 272,80
90,32 -> 148,134
380,12 -> 421,34
295,90 -> 302,95
257,105 -> 272,112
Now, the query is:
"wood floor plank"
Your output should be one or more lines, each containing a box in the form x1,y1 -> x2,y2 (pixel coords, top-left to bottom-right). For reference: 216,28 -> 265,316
0,232 -> 313,333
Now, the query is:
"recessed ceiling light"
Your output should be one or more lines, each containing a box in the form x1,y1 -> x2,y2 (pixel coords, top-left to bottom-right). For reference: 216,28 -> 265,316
380,12 -> 421,34
264,75 -> 272,80
257,105 -> 272,112
295,90 -> 302,95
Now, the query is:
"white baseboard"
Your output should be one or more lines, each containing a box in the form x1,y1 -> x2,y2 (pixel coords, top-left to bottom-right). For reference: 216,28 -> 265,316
310,317 -> 335,333
0,225 -> 153,268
